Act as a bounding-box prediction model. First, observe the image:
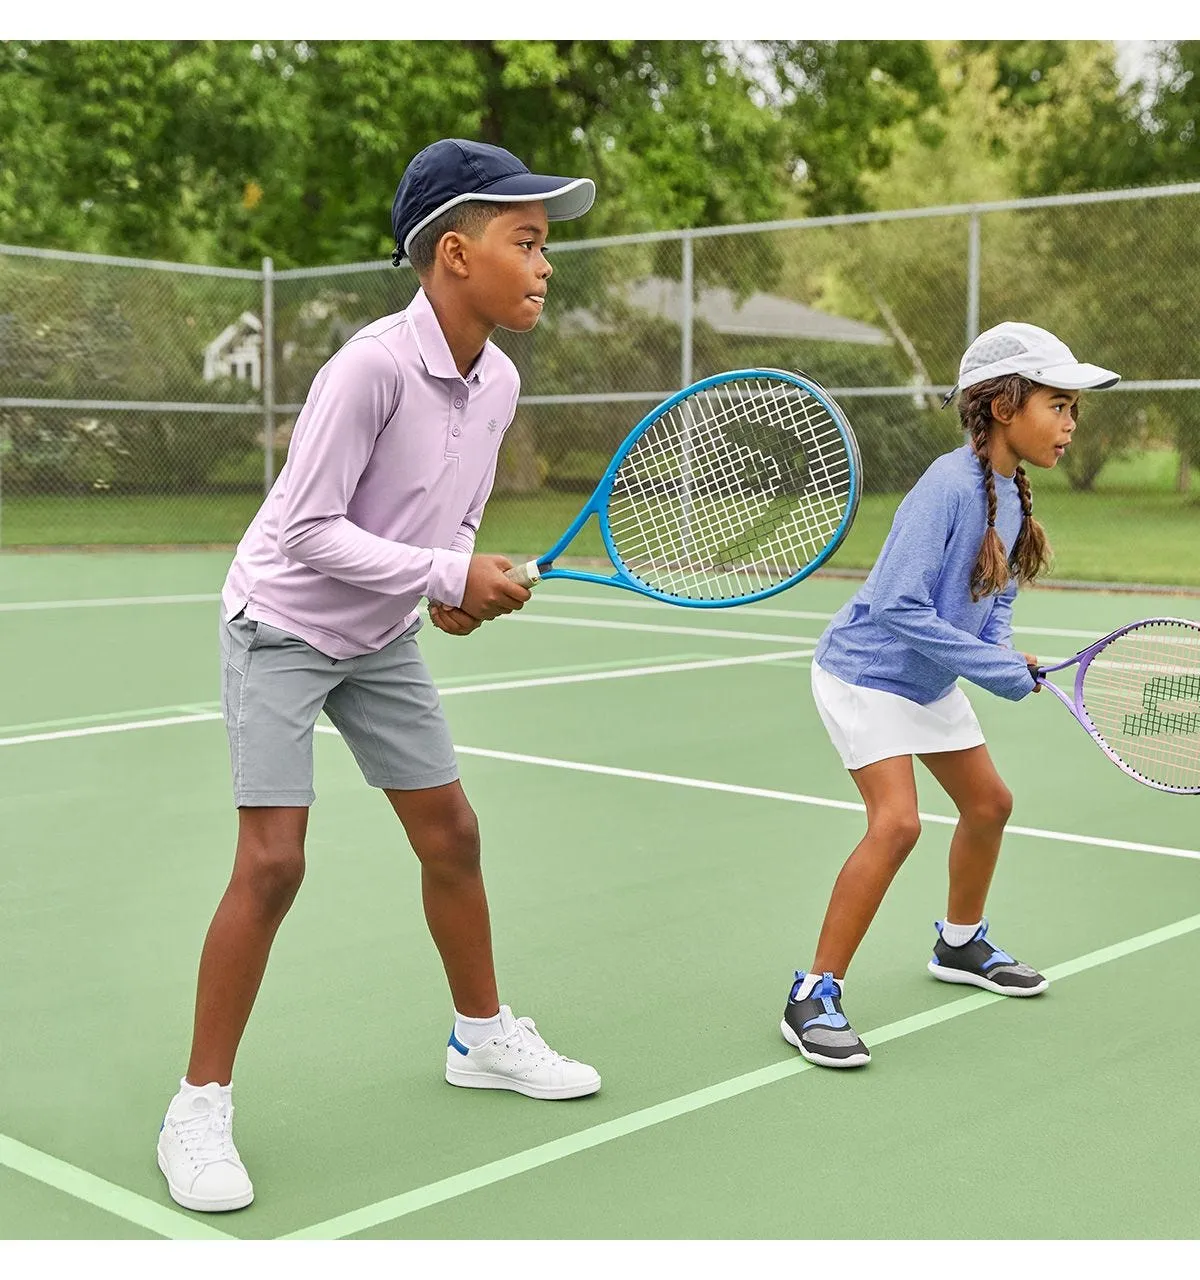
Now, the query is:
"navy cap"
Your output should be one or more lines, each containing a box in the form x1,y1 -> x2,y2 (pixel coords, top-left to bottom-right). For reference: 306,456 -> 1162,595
391,139 -> 596,261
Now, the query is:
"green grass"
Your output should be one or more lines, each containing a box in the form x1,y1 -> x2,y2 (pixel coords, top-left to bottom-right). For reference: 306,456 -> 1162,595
831,489 -> 1200,588
0,492 -> 267,547
1035,446 -> 1187,493
4,481 -> 1199,588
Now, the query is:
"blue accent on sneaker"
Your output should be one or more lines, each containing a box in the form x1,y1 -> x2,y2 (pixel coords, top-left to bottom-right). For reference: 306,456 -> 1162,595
788,971 -> 845,1012
934,917 -> 1016,968
802,1012 -> 850,1031
447,1031 -> 470,1056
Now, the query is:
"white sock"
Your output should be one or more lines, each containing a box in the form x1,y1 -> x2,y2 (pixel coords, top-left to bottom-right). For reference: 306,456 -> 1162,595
454,1009 -> 508,1049
941,920 -> 982,947
179,1076 -> 230,1094
792,972 -> 838,1001
169,1077 -> 230,1115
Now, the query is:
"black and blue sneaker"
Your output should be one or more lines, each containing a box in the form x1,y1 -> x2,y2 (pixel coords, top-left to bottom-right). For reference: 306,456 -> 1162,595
781,971 -> 870,1069
928,920 -> 1048,996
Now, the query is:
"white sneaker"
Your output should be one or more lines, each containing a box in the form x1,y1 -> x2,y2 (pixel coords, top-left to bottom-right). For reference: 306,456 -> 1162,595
445,1006 -> 601,1100
157,1081 -> 254,1212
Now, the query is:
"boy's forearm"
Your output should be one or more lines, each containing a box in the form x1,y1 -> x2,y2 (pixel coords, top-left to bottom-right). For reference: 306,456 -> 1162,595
278,515 -> 470,607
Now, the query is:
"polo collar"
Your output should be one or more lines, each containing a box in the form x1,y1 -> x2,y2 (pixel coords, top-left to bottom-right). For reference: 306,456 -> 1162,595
407,287 -> 489,386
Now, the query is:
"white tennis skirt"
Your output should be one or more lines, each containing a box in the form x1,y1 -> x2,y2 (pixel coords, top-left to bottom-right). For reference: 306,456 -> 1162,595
810,660 -> 985,771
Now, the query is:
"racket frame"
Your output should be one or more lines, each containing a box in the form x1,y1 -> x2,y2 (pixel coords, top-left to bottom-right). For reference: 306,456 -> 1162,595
1035,615 -> 1200,794
513,368 -> 862,607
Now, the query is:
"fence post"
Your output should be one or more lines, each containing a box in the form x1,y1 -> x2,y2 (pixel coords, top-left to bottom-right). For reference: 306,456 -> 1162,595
680,231 -> 694,388
966,211 -> 981,346
262,256 -> 275,496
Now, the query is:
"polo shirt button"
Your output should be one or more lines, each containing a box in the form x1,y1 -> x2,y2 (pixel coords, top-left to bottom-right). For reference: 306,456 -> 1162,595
451,426 -> 461,436
453,397 -> 464,409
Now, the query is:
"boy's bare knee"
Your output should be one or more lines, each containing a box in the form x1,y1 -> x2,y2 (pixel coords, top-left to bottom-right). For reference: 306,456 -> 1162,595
234,839 -> 306,914
415,805 -> 481,878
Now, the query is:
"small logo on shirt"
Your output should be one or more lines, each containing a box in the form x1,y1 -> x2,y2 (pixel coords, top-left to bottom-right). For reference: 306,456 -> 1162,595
488,418 -> 499,433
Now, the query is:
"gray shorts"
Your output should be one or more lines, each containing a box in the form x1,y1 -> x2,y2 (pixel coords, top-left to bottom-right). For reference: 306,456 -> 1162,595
219,610 -> 459,807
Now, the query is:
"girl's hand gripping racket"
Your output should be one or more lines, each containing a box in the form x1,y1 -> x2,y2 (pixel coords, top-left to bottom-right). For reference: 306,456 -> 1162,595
505,369 -> 861,607
1030,617 -> 1200,793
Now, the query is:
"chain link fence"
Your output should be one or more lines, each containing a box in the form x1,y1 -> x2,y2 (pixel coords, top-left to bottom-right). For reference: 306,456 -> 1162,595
3,182 -> 1199,582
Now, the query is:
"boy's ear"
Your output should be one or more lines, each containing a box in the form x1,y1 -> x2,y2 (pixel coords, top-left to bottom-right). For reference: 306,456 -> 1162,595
436,231 -> 472,279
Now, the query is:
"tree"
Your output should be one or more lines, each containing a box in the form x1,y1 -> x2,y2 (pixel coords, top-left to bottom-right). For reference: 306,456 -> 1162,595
1,40 -> 945,269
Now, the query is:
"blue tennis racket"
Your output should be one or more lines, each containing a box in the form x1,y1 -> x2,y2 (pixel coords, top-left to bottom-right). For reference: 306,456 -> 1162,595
506,369 -> 861,607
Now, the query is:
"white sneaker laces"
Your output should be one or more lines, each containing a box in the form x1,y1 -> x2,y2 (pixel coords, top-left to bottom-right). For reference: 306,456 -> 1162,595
172,1103 -> 237,1168
503,1016 -> 573,1067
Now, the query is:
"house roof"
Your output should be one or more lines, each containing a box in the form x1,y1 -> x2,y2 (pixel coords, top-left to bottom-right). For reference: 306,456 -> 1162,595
560,278 -> 889,346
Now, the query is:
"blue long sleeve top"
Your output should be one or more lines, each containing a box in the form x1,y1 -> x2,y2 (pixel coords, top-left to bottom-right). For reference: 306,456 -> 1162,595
814,443 -> 1037,705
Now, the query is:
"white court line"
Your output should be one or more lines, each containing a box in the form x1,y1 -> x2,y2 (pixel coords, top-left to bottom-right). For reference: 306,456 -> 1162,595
0,587 -> 1105,642
0,1134 -> 235,1241
4,653 -> 1178,859
438,649 -> 813,695
435,744 -> 1200,863
509,614 -> 823,645
284,907 -> 1200,1239
533,591 -> 837,623
0,650 -> 803,748
0,713 -> 222,748
0,593 -> 218,612
515,592 -> 1118,641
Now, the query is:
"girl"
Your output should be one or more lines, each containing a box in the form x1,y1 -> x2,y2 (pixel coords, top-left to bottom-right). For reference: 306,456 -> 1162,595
783,321 -> 1120,1069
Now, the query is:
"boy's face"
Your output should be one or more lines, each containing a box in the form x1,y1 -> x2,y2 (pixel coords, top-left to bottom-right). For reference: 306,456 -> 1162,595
993,385 -> 1080,472
459,202 -> 553,332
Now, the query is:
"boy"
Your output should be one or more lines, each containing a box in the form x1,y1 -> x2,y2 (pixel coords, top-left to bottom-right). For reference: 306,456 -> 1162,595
157,139 -> 601,1214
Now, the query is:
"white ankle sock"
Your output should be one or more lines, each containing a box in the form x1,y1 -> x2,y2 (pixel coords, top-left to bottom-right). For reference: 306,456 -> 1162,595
169,1077 -> 230,1116
454,1009 -> 507,1048
179,1076 -> 230,1094
941,920 -> 982,947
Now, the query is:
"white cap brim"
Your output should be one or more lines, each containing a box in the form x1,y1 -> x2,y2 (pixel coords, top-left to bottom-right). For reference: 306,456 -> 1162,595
1031,361 -> 1121,390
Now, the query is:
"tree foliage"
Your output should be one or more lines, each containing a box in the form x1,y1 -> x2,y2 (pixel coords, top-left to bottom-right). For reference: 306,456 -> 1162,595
0,39 -> 941,268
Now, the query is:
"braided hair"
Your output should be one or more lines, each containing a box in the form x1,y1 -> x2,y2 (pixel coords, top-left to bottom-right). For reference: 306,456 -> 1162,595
959,374 -> 1053,601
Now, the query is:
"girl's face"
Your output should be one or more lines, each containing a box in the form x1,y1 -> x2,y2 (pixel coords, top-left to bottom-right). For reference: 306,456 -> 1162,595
991,385 -> 1080,474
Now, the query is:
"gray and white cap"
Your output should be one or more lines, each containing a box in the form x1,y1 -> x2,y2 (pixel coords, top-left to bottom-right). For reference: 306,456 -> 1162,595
942,321 -> 1120,406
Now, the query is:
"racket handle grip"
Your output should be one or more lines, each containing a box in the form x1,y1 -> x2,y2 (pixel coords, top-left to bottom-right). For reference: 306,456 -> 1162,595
1027,661 -> 1043,683
505,561 -> 542,590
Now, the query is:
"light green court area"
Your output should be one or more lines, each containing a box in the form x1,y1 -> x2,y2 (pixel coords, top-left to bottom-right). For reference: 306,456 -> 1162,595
1,552 -> 1199,1239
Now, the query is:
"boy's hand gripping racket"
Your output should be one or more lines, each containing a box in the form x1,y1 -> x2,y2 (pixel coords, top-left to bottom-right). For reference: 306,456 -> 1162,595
1031,617 -> 1200,794
505,369 -> 861,607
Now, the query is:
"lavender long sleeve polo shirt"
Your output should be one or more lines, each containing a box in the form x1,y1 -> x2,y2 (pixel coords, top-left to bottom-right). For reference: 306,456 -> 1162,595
221,288 -> 519,659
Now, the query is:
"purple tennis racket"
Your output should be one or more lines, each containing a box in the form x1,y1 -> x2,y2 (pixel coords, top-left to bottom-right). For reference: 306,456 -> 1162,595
1031,617 -> 1200,794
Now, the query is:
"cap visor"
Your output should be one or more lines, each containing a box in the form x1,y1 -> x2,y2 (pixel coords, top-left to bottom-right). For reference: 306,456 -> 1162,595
1035,361 -> 1121,390
477,173 -> 596,221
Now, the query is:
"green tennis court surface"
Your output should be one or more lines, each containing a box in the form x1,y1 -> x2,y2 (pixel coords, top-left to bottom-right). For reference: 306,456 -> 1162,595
2,551 -> 1199,1240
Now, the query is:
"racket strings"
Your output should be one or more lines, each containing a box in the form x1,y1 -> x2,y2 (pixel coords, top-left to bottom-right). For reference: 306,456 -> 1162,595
606,378 -> 855,600
1080,622 -> 1200,790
